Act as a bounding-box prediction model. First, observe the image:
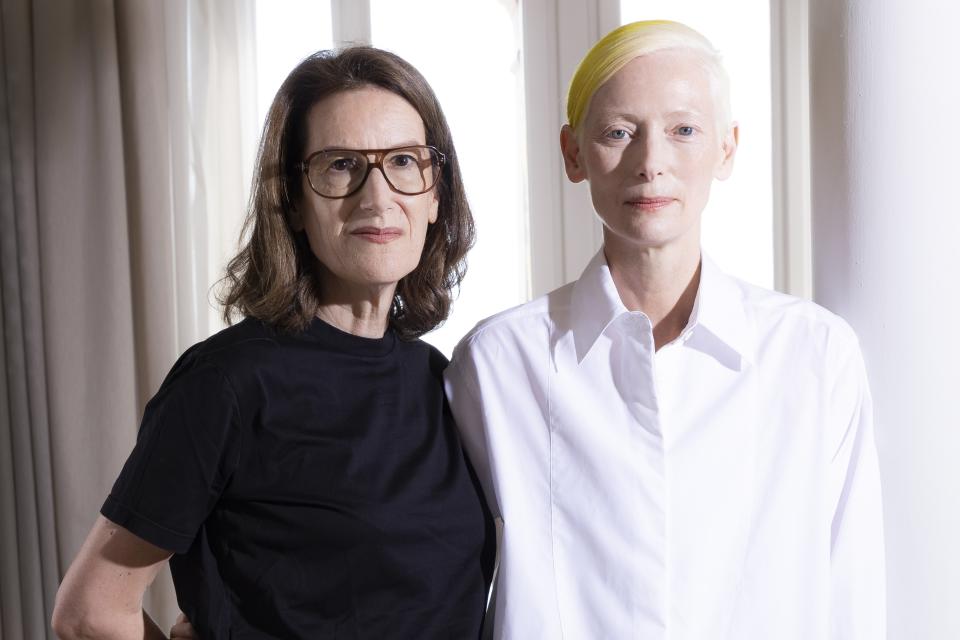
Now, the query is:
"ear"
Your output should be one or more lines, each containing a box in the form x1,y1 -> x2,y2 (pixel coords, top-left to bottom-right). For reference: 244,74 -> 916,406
715,122 -> 739,181
560,124 -> 587,183
428,190 -> 439,224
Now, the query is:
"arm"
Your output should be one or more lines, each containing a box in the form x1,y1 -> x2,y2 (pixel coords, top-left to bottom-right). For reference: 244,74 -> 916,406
445,346 -> 504,639
444,347 -> 500,521
52,354 -> 240,639
52,515 -> 172,640
828,340 -> 886,638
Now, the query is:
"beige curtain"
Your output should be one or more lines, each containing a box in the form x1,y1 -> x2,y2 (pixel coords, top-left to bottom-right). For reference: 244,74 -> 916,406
0,1 -> 255,637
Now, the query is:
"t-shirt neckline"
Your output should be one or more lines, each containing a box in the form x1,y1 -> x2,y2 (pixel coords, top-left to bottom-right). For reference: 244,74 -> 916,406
304,316 -> 398,357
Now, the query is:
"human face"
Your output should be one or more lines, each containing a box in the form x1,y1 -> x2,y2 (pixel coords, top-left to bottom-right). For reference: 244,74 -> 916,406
294,86 -> 439,300
560,49 -> 737,257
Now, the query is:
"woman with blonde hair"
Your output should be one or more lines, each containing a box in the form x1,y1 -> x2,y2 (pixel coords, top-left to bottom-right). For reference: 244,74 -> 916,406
447,19 -> 884,638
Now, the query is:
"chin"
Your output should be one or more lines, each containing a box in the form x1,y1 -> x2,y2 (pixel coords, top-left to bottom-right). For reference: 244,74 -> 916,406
359,263 -> 420,287
604,222 -> 674,246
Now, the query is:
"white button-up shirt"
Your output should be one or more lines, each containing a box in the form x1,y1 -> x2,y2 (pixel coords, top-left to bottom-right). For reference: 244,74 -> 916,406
445,250 -> 885,639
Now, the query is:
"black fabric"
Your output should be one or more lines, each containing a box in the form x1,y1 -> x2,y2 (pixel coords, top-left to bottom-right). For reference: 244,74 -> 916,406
102,317 -> 494,639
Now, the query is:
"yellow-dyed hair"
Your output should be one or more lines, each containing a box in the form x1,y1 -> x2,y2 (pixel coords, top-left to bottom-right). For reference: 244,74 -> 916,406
566,20 -> 731,131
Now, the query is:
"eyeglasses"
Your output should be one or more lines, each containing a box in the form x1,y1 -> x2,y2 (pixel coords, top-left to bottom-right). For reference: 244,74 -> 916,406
299,145 -> 446,199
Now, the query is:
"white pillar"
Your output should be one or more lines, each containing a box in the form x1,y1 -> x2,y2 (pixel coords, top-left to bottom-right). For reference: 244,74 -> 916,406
809,1 -> 960,637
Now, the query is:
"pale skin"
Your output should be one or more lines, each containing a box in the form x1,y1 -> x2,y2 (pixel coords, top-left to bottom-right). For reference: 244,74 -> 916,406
51,86 -> 439,639
560,49 -> 738,349
51,516 -> 170,639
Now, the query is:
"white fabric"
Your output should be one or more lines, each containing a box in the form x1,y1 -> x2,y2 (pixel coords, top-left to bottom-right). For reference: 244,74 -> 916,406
446,249 -> 885,639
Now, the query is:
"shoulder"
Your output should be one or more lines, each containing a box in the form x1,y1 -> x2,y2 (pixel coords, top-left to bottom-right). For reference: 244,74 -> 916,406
725,275 -> 861,362
189,317 -> 282,365
452,282 -> 575,360
397,335 -> 450,378
152,318 -> 287,404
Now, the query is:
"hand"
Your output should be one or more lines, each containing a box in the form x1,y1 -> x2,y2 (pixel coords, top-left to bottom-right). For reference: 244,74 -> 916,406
169,612 -> 199,639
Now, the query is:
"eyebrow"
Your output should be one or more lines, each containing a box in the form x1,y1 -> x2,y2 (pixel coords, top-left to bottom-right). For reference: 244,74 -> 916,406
666,109 -> 707,119
318,140 -> 425,152
589,109 -> 708,122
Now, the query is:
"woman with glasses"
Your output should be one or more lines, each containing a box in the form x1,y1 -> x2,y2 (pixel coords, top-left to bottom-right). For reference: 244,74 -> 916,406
52,47 -> 493,639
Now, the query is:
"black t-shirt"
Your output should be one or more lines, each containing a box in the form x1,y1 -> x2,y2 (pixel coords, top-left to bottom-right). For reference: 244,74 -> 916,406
102,317 -> 494,639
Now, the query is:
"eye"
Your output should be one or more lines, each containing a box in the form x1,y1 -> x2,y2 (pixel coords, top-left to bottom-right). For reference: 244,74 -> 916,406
606,128 -> 629,140
327,157 -> 360,172
675,125 -> 695,137
388,153 -> 418,168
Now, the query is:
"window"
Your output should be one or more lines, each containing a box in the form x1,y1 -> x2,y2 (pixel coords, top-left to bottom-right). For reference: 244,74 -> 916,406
240,1 -> 784,353
254,1 -> 333,125
370,0 -> 529,355
619,1 -> 775,289
250,0 -> 528,355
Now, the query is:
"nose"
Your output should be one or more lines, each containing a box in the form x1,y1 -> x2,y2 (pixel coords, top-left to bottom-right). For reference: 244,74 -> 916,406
357,164 -> 395,212
628,131 -> 666,181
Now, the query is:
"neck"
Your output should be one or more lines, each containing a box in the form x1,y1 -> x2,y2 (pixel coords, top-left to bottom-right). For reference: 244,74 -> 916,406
316,303 -> 392,338
315,267 -> 396,339
603,236 -> 701,351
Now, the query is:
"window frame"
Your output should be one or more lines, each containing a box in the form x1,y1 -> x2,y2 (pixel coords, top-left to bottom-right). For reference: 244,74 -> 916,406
331,0 -> 371,46
328,0 -> 811,298
770,0 -> 812,298
520,0 -> 620,295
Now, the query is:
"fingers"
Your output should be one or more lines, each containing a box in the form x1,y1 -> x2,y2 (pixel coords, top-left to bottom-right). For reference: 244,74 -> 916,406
169,612 -> 200,639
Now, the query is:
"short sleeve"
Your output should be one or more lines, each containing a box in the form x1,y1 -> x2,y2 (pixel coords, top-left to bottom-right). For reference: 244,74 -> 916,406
101,351 -> 242,553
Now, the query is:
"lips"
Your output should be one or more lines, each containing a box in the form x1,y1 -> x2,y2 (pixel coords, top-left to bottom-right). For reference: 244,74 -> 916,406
624,196 -> 675,212
350,227 -> 403,244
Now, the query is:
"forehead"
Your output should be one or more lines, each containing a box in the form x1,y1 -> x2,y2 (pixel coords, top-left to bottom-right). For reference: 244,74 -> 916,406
305,86 -> 427,149
585,49 -> 717,121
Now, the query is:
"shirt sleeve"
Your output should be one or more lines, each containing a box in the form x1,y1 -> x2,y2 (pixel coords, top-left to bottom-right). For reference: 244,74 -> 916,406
827,336 -> 886,638
444,341 -> 501,521
101,350 -> 242,553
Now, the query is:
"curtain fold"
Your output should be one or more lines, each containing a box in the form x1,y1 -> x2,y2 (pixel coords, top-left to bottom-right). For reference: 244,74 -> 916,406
1,1 -> 255,635
190,0 -> 258,340
1,0 -> 78,636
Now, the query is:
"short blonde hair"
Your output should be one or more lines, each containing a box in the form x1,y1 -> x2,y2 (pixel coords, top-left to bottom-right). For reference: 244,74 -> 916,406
566,20 -> 731,131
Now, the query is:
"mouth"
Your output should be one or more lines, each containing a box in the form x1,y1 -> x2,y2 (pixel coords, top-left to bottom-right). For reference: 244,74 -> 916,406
350,227 -> 403,244
624,197 -> 676,212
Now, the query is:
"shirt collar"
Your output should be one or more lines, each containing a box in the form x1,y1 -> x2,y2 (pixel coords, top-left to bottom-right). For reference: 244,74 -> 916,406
569,249 -> 755,369
692,253 -> 755,369
569,250 -> 629,362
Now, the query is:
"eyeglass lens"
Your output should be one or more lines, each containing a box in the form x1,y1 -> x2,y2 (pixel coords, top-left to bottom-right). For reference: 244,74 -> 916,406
307,147 -> 440,197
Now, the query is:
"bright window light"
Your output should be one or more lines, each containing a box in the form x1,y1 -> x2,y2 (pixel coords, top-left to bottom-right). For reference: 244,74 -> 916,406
370,0 -> 529,355
254,1 -> 333,129
620,2 -> 775,288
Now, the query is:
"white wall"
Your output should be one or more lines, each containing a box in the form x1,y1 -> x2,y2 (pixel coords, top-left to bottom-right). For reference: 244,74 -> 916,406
809,1 -> 960,637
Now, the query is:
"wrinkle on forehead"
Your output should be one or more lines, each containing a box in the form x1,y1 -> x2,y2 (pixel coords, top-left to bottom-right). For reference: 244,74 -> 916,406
306,86 -> 427,152
581,49 -> 728,133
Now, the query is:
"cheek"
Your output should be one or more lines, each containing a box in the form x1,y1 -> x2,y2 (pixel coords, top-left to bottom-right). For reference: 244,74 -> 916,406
680,149 -> 721,188
407,197 -> 438,233
590,148 -> 622,174
302,205 -> 344,259
302,224 -> 331,265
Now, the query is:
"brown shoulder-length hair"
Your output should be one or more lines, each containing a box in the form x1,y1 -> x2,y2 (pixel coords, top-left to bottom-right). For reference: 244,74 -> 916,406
219,47 -> 475,340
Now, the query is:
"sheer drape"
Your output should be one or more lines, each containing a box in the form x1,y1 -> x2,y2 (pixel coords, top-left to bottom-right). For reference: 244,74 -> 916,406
0,1 -> 255,636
